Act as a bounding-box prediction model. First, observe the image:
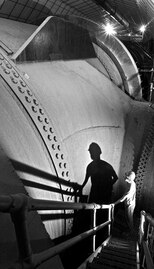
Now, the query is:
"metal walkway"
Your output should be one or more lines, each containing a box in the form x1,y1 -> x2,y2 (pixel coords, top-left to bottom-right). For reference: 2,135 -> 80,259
87,236 -> 139,269
87,205 -> 140,269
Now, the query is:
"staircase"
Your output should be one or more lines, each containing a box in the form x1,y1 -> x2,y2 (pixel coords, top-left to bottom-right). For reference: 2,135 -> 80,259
86,203 -> 140,269
87,236 -> 138,269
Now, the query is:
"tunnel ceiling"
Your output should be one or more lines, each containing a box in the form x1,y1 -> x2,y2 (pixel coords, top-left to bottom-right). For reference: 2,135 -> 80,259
0,0 -> 154,100
0,0 -> 153,38
0,0 -> 153,36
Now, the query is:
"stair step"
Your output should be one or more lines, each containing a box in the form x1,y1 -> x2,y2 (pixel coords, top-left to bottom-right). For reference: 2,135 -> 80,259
88,256 -> 136,269
87,262 -> 122,269
108,242 -> 136,249
96,252 -> 136,265
87,262 -> 116,269
101,248 -> 136,259
87,208 -> 139,269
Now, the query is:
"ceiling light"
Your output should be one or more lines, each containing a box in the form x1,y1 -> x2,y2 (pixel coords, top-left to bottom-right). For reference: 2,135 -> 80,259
139,25 -> 146,33
104,23 -> 117,35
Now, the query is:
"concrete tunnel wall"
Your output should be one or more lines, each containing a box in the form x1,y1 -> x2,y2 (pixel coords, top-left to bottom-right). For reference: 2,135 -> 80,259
0,15 -> 154,267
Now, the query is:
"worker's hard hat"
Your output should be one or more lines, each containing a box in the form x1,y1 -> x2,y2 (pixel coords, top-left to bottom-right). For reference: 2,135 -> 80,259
88,143 -> 102,154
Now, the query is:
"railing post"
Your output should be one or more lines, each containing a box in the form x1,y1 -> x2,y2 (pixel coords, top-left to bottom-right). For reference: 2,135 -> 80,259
108,205 -> 114,236
92,208 -> 96,252
139,211 -> 145,267
111,204 -> 115,235
0,194 -> 116,268
139,210 -> 150,268
139,211 -> 145,244
10,194 -> 34,268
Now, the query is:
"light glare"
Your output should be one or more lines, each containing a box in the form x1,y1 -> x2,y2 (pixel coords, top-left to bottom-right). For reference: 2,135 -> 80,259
139,25 -> 146,33
104,23 -> 117,35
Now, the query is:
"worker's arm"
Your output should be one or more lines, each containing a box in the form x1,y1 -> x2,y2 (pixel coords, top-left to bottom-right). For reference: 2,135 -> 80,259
114,185 -> 130,204
75,167 -> 90,194
82,166 -> 90,187
112,170 -> 118,184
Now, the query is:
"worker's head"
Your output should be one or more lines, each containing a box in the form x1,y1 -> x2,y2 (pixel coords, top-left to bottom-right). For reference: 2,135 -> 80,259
125,171 -> 135,183
88,142 -> 102,160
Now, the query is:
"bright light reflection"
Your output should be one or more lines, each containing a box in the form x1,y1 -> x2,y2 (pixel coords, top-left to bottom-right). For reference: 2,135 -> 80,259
139,24 -> 146,33
104,23 -> 117,35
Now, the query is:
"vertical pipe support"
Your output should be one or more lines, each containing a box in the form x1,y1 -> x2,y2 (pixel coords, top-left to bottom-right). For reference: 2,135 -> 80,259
92,208 -> 96,252
108,205 -> 113,236
139,210 -> 147,267
110,204 -> 115,234
149,59 -> 154,102
10,194 -> 34,268
139,211 -> 146,243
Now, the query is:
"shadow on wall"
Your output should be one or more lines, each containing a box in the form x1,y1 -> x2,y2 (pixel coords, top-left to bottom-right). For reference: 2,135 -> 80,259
10,159 -> 82,222
80,142 -> 118,204
11,159 -> 80,195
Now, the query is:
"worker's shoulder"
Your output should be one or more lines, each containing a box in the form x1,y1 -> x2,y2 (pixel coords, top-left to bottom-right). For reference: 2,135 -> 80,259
101,160 -> 114,168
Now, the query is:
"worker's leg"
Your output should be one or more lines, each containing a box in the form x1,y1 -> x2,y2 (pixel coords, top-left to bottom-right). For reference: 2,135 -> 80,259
126,204 -> 135,232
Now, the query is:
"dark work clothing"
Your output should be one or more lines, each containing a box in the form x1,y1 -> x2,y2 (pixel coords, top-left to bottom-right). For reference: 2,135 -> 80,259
86,160 -> 118,204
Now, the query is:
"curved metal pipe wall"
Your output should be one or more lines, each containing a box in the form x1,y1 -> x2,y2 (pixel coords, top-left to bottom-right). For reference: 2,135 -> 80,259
13,16 -> 142,100
0,16 -> 148,243
65,15 -> 142,100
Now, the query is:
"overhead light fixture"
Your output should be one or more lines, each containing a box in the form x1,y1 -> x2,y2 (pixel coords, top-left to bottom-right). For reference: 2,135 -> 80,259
139,24 -> 146,33
104,23 -> 117,35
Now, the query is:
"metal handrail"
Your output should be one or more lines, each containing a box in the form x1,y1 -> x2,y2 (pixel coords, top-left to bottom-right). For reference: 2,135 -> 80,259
145,213 -> 154,227
0,193 -> 111,212
139,210 -> 154,269
32,220 -> 111,268
0,193 -> 114,269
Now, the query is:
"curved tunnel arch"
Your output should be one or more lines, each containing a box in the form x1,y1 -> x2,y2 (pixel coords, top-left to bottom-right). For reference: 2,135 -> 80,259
0,15 -> 143,241
13,15 -> 142,100
63,15 -> 142,100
